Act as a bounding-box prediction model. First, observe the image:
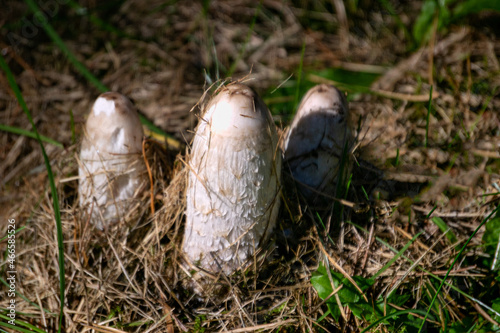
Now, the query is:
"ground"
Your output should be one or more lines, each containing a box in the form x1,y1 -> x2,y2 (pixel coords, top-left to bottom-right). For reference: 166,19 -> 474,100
1,0 -> 500,332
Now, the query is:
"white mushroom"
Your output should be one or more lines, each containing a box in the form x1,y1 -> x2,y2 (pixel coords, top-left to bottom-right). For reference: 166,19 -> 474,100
184,83 -> 282,275
283,84 -> 352,199
79,92 -> 147,230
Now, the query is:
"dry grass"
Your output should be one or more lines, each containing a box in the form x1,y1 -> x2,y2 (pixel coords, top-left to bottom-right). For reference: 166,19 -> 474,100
1,0 -> 500,332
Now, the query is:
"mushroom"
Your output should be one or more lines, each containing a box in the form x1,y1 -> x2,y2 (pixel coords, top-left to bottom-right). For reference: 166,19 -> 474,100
79,92 -> 147,230
283,84 -> 352,199
183,83 -> 282,275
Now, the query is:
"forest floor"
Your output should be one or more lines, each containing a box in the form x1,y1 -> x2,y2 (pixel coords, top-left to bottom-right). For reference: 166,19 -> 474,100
1,1 -> 500,332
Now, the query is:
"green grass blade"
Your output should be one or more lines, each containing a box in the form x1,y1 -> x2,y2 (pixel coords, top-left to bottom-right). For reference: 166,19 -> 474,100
360,186 -> 369,201
0,124 -> 63,148
425,205 -> 437,219
313,68 -> 380,88
372,231 -> 423,279
431,216 -> 458,245
23,0 -> 106,91
453,0 -> 500,19
0,54 -> 65,333
23,0 -> 171,138
0,226 -> 25,242
413,0 -> 437,45
226,1 -> 261,77
0,314 -> 47,333
0,278 -> 55,315
293,40 -> 306,112
316,213 -> 335,246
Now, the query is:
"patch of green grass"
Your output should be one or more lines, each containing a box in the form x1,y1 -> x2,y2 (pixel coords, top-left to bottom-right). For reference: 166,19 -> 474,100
314,68 -> 380,89
193,315 -> 207,333
414,0 -> 500,45
312,264 -> 427,331
419,203 -> 500,332
311,230 -> 430,331
340,218 -> 500,332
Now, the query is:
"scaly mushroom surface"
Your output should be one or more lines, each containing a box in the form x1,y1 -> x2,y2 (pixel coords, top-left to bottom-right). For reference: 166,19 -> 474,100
184,84 -> 282,275
79,92 -> 146,230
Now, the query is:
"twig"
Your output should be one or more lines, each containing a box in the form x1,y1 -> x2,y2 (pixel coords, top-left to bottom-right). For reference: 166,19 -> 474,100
471,299 -> 500,327
412,206 -> 490,219
142,138 -> 155,215
394,225 -> 433,253
220,319 -> 296,333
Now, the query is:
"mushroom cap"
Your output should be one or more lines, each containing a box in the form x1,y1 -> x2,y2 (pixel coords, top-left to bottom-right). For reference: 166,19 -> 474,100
83,92 -> 144,156
184,84 -> 282,275
283,84 -> 352,197
79,92 -> 146,230
206,84 -> 274,137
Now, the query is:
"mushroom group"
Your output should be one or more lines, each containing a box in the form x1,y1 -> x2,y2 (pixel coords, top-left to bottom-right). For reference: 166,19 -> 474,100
78,83 -> 352,281
79,92 -> 147,230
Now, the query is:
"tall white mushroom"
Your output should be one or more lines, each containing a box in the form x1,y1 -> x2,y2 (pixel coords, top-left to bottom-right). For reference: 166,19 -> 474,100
283,84 -> 352,199
184,83 -> 282,275
79,92 -> 147,230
